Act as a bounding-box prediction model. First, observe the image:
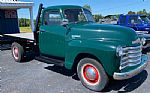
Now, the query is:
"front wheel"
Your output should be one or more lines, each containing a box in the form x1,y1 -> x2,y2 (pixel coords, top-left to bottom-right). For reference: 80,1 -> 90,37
77,58 -> 109,92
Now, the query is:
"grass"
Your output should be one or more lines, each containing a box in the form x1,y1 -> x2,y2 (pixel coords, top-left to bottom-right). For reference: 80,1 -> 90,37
19,27 -> 32,33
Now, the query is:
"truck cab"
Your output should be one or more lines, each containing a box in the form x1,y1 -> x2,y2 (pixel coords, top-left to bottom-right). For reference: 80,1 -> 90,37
117,14 -> 150,53
8,5 -> 149,92
39,5 -> 95,58
118,14 -> 150,33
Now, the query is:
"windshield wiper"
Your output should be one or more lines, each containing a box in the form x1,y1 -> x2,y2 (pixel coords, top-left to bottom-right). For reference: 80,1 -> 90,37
74,20 -> 87,24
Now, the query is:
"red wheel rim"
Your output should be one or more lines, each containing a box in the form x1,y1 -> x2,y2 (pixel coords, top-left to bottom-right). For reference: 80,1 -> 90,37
13,47 -> 19,59
82,64 -> 100,84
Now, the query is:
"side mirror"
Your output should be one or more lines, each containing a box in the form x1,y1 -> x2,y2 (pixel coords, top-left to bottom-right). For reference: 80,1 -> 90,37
61,19 -> 69,26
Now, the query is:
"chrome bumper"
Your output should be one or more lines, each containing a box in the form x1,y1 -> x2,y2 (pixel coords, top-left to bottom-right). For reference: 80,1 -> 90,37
113,55 -> 148,80
143,42 -> 150,49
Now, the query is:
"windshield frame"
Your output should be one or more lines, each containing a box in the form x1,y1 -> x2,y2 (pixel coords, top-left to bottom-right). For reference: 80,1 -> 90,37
63,8 -> 95,23
140,16 -> 150,24
83,8 -> 95,22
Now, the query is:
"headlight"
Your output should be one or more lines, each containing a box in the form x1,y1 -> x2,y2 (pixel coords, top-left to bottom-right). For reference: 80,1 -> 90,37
145,28 -> 150,30
116,46 -> 123,57
141,38 -> 146,45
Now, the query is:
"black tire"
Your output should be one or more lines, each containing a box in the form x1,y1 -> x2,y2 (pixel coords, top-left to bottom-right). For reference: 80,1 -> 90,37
77,58 -> 109,92
142,49 -> 147,54
11,42 -> 24,62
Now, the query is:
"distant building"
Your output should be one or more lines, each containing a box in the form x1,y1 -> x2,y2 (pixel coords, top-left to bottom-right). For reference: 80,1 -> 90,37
99,15 -> 118,24
0,0 -> 34,34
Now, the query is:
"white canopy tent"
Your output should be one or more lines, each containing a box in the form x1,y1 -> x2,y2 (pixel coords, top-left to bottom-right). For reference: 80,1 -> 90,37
0,0 -> 34,31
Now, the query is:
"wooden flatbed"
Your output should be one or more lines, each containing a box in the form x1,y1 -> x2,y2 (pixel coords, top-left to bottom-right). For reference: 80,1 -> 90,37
3,33 -> 34,41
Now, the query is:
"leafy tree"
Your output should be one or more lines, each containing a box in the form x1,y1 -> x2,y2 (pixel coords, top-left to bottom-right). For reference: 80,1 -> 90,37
128,11 -> 136,14
143,9 -> 147,14
137,9 -> 147,15
93,14 -> 103,22
128,9 -> 150,19
147,12 -> 150,19
19,18 -> 30,27
83,4 -> 92,11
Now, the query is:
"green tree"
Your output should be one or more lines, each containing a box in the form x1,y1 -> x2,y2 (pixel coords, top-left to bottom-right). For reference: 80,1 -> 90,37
93,14 -> 103,22
128,11 -> 136,14
83,4 -> 92,11
143,9 -> 147,14
147,12 -> 150,19
127,9 -> 150,19
19,18 -> 30,27
137,9 -> 147,15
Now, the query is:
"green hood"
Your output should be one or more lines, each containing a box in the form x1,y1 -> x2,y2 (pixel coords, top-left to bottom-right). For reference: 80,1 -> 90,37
69,23 -> 138,46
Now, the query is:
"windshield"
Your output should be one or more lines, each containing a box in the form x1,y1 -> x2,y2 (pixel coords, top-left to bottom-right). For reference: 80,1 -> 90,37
83,9 -> 95,22
140,16 -> 150,24
129,16 -> 141,24
64,8 -> 95,23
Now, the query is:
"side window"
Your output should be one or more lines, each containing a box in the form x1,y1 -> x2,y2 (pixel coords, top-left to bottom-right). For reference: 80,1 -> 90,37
64,9 -> 83,23
128,16 -> 140,24
119,16 -> 126,24
43,10 -> 61,25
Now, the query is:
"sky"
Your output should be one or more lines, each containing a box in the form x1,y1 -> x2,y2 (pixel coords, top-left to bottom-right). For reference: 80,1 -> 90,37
18,0 -> 150,19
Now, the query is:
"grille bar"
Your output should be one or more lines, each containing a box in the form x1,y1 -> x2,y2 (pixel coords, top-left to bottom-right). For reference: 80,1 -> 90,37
123,46 -> 141,50
121,53 -> 141,61
121,57 -> 141,66
119,45 -> 142,70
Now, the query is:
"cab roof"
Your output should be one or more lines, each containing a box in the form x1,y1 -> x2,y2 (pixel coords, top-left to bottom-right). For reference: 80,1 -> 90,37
45,5 -> 82,10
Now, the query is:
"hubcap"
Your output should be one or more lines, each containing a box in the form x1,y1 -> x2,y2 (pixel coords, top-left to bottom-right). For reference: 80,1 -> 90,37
13,47 -> 19,59
83,64 -> 100,84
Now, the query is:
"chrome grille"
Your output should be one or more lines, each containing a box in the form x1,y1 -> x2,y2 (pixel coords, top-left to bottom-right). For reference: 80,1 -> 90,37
120,45 -> 142,70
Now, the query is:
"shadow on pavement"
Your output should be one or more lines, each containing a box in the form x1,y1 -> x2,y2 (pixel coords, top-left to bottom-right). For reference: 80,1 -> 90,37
102,70 -> 148,92
45,65 -> 80,80
22,51 -> 36,62
0,44 -> 11,50
45,65 -> 148,92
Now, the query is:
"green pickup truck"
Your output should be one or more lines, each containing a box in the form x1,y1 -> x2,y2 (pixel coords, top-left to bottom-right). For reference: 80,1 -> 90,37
2,4 -> 149,91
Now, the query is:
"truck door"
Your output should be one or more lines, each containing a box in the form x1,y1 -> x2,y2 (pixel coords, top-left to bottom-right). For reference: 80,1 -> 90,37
0,10 -> 3,33
118,15 -> 127,26
127,16 -> 139,30
0,15 -> 1,33
39,9 -> 66,58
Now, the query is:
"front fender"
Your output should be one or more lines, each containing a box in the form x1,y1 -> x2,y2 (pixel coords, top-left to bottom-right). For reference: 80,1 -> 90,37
65,39 -> 120,76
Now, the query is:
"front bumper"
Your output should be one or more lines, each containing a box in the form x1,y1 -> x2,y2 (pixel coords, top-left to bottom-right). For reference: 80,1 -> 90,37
138,33 -> 150,50
113,55 -> 149,80
143,39 -> 150,51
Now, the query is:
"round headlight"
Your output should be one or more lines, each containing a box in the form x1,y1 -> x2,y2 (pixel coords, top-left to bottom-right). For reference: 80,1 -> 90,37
141,38 -> 146,45
116,46 -> 123,57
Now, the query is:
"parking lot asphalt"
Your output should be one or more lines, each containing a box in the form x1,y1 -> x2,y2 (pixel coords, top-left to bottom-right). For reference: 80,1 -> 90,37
0,50 -> 150,93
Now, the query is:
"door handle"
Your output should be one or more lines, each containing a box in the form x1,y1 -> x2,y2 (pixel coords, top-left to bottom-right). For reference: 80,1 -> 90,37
71,35 -> 81,39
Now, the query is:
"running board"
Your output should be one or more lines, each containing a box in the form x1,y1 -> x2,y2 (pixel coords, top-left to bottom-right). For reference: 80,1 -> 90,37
35,55 -> 64,66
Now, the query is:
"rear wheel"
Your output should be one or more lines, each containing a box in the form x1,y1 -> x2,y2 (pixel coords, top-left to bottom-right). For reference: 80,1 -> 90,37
77,58 -> 109,92
11,42 -> 24,62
